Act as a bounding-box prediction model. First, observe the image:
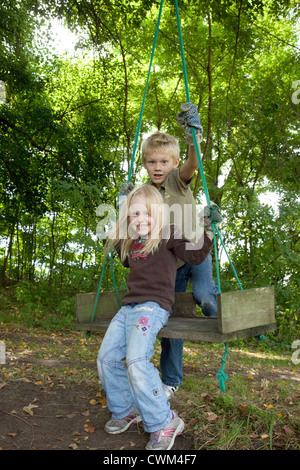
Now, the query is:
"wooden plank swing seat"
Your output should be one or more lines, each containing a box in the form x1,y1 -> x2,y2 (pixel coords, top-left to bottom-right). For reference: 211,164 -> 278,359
75,286 -> 276,343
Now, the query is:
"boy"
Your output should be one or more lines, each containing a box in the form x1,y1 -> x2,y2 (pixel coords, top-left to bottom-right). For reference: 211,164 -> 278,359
141,103 -> 218,398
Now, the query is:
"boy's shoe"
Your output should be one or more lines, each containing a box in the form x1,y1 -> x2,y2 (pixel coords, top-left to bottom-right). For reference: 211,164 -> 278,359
146,411 -> 184,450
105,409 -> 142,434
163,383 -> 178,399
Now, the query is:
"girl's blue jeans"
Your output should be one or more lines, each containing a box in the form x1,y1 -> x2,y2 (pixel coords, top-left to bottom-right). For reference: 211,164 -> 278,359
160,254 -> 218,387
97,301 -> 172,433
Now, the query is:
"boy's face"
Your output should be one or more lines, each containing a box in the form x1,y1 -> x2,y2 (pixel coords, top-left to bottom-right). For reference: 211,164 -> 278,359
143,152 -> 179,188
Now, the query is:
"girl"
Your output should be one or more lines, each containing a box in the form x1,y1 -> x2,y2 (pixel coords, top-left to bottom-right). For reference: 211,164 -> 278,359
97,184 -> 213,450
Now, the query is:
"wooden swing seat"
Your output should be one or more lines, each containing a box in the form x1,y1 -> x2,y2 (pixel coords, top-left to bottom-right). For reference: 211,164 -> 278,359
75,286 -> 276,343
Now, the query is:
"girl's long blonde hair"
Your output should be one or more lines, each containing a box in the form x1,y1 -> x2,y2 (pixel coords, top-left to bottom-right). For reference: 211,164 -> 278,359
106,184 -> 169,262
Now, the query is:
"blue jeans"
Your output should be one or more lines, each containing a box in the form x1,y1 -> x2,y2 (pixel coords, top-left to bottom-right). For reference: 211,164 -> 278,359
97,302 -> 172,433
160,254 -> 218,387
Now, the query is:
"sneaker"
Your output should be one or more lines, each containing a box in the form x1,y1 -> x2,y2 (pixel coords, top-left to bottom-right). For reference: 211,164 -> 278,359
162,383 -> 178,399
104,409 -> 142,434
146,411 -> 184,450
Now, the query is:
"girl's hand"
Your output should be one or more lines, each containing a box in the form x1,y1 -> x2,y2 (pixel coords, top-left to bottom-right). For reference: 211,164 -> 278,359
205,230 -> 213,241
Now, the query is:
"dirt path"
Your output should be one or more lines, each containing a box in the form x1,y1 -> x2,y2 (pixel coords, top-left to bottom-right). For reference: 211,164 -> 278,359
0,380 -> 195,451
0,329 -> 194,451
1,326 -> 299,452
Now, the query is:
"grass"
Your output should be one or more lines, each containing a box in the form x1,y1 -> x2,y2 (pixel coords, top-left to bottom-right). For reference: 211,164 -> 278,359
176,340 -> 299,450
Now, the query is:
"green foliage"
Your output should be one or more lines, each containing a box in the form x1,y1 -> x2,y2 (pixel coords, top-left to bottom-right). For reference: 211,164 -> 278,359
0,0 -> 299,339
2,281 -> 75,330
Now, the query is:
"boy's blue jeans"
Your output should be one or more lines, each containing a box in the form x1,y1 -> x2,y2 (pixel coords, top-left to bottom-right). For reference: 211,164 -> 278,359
160,254 -> 218,387
97,302 -> 172,433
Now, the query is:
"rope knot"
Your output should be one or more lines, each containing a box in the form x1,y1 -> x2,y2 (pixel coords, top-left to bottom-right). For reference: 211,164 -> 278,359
216,369 -> 229,393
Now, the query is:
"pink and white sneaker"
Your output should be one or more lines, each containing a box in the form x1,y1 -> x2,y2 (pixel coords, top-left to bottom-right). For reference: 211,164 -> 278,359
146,411 -> 184,450
105,409 -> 142,434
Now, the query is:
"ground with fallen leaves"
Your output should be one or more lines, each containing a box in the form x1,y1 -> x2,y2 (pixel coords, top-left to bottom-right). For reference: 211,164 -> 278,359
0,325 -> 299,451
0,327 -> 194,451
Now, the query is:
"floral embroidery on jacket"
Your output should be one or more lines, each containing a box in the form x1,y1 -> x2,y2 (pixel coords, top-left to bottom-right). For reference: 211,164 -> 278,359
131,238 -> 148,261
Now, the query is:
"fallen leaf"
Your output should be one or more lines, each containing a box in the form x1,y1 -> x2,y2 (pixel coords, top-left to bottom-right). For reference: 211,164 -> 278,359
69,443 -> 78,450
200,393 -> 210,400
238,404 -> 247,413
89,399 -> 97,406
84,424 -> 95,434
206,412 -> 218,422
23,403 -> 39,415
260,433 -> 270,440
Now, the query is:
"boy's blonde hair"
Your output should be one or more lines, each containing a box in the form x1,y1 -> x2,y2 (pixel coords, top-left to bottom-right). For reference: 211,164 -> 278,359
106,184 -> 169,262
141,131 -> 180,164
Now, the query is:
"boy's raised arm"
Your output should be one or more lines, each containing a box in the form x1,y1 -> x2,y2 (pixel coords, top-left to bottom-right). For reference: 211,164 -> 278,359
179,142 -> 201,184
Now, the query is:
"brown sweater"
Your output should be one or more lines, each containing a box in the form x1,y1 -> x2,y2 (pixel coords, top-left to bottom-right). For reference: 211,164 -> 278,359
115,226 -> 213,312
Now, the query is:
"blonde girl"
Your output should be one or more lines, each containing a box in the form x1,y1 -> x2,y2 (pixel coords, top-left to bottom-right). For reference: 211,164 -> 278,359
97,184 -> 213,450
105,183 -> 170,261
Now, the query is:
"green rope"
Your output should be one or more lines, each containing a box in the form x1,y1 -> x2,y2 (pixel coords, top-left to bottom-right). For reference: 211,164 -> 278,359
91,254 -> 108,324
212,224 -> 221,294
216,343 -> 229,392
215,225 -> 243,291
89,248 -> 121,335
174,0 -> 232,392
90,0 -> 165,328
127,0 -> 165,183
174,0 -> 242,292
174,0 -> 211,206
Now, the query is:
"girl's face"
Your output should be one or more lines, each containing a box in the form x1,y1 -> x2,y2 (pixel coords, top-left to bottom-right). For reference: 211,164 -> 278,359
128,194 -> 156,238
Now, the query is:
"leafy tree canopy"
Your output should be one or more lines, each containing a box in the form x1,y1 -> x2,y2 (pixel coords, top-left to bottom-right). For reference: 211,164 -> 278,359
0,0 -> 299,336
